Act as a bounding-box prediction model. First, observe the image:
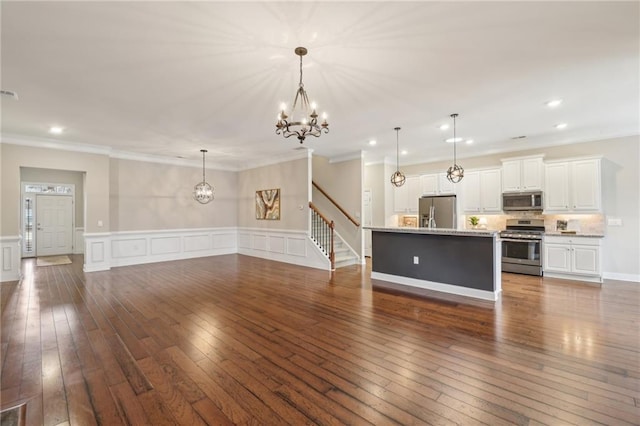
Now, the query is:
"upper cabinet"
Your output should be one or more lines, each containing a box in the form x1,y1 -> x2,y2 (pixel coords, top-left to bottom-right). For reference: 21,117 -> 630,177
420,173 -> 456,196
544,158 -> 601,213
502,155 -> 544,192
394,176 -> 421,213
461,168 -> 502,213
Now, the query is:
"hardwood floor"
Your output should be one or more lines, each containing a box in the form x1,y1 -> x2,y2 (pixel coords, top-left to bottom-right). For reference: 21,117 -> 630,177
1,254 -> 639,425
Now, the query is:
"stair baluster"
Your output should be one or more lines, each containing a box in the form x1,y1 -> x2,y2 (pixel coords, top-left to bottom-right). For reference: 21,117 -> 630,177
309,202 -> 335,270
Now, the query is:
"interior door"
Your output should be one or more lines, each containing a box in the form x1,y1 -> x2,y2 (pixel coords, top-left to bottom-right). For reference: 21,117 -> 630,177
36,195 -> 73,256
363,189 -> 372,257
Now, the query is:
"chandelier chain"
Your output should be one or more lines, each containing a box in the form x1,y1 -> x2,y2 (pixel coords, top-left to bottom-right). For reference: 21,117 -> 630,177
299,53 -> 304,88
453,114 -> 457,164
395,127 -> 400,171
201,149 -> 206,182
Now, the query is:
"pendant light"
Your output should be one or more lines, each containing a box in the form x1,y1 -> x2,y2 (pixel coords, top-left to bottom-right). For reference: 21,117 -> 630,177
390,127 -> 406,187
193,149 -> 214,204
446,113 -> 464,183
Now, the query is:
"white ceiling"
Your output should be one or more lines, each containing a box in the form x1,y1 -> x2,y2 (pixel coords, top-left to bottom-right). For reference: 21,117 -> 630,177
1,1 -> 638,170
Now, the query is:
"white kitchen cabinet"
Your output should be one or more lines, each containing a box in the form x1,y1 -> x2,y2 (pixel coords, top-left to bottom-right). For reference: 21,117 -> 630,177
394,176 -> 420,213
502,156 -> 544,192
420,173 -> 456,196
544,158 -> 601,212
543,235 -> 602,283
461,168 -> 502,213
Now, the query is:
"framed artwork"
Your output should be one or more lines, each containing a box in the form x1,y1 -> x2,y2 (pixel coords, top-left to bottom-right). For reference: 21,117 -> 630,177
402,216 -> 418,227
255,188 -> 280,220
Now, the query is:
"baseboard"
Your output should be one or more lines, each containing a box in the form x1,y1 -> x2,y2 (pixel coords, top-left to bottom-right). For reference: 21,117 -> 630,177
371,271 -> 500,301
544,271 -> 603,284
602,272 -> 640,283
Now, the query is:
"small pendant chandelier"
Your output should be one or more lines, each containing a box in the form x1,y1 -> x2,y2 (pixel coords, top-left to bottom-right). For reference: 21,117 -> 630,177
390,127 -> 406,187
446,113 -> 465,183
276,47 -> 329,144
193,149 -> 214,204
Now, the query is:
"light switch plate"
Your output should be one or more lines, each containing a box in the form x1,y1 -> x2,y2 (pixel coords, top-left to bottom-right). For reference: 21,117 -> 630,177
413,256 -> 419,265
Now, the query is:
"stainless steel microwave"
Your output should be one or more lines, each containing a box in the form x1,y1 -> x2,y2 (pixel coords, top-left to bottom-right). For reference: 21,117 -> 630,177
502,191 -> 543,212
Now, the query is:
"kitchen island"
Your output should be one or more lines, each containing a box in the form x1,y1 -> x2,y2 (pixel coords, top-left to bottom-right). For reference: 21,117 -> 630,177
367,226 -> 501,301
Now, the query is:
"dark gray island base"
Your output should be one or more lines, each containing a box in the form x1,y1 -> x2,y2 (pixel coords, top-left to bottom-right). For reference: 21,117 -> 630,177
368,227 -> 502,301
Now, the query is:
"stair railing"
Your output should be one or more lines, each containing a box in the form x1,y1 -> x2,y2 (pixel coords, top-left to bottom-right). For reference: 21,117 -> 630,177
312,181 -> 360,227
309,202 -> 335,270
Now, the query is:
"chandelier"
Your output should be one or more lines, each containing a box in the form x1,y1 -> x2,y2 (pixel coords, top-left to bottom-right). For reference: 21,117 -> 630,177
390,127 -> 406,187
276,47 -> 329,144
193,149 -> 214,204
446,113 -> 464,183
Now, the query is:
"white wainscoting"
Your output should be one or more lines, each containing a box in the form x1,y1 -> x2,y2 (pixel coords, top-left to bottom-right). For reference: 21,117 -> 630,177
74,227 -> 85,254
109,228 -> 237,268
84,232 -> 112,272
237,228 -> 330,271
0,236 -> 22,282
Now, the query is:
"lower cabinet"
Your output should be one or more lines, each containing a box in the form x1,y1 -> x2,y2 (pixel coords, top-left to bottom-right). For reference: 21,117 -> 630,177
543,236 -> 602,283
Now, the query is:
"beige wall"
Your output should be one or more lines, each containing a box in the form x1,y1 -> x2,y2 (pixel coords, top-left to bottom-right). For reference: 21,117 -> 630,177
21,167 -> 85,227
109,158 -> 237,231
1,144 -> 109,235
237,157 -> 309,230
312,155 -> 363,255
364,163 -> 385,226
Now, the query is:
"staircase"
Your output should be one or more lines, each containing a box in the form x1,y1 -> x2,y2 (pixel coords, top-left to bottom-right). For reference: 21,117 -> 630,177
310,206 -> 359,270
333,237 -> 359,268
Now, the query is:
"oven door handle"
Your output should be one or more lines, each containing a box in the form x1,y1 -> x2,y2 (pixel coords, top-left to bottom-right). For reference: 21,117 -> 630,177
500,238 -> 542,243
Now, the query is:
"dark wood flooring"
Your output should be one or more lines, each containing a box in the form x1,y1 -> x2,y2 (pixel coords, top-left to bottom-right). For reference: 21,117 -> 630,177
1,254 -> 639,425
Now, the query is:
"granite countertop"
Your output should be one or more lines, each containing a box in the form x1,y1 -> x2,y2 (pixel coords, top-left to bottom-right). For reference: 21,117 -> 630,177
544,232 -> 605,238
365,226 -> 498,237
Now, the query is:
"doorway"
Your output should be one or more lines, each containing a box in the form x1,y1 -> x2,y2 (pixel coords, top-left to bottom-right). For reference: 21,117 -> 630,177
36,195 -> 73,256
21,181 -> 76,258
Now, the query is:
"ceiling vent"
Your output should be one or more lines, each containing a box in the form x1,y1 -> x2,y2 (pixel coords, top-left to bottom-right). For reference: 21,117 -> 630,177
511,135 -> 527,140
1,90 -> 19,100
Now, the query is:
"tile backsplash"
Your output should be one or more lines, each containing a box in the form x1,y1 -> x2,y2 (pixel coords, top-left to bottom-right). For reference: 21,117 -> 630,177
462,212 -> 605,235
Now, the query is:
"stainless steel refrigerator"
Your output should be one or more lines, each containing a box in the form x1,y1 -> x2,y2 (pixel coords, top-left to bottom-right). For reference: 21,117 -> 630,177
419,195 -> 457,229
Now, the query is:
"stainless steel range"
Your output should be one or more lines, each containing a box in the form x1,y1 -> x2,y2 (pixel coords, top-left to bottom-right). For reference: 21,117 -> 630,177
500,218 -> 545,276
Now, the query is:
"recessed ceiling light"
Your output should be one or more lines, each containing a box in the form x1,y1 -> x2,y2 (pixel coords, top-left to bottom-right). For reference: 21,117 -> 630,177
49,126 -> 64,134
368,140 -> 376,146
465,139 -> 474,145
439,124 -> 449,131
555,123 -> 568,129
445,137 -> 464,143
401,150 -> 408,155
546,99 -> 563,108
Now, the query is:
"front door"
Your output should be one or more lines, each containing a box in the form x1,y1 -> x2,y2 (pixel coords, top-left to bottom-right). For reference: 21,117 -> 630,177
36,195 -> 73,256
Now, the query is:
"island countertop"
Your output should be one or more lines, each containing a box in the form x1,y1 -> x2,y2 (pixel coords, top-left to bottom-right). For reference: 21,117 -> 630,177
364,226 -> 498,238
368,227 -> 502,301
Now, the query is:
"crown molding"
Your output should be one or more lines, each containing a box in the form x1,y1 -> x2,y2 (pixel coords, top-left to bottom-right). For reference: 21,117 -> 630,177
110,150 -> 238,172
328,150 -> 363,164
1,133 -> 318,173
1,133 -> 112,155
236,148 -> 313,171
